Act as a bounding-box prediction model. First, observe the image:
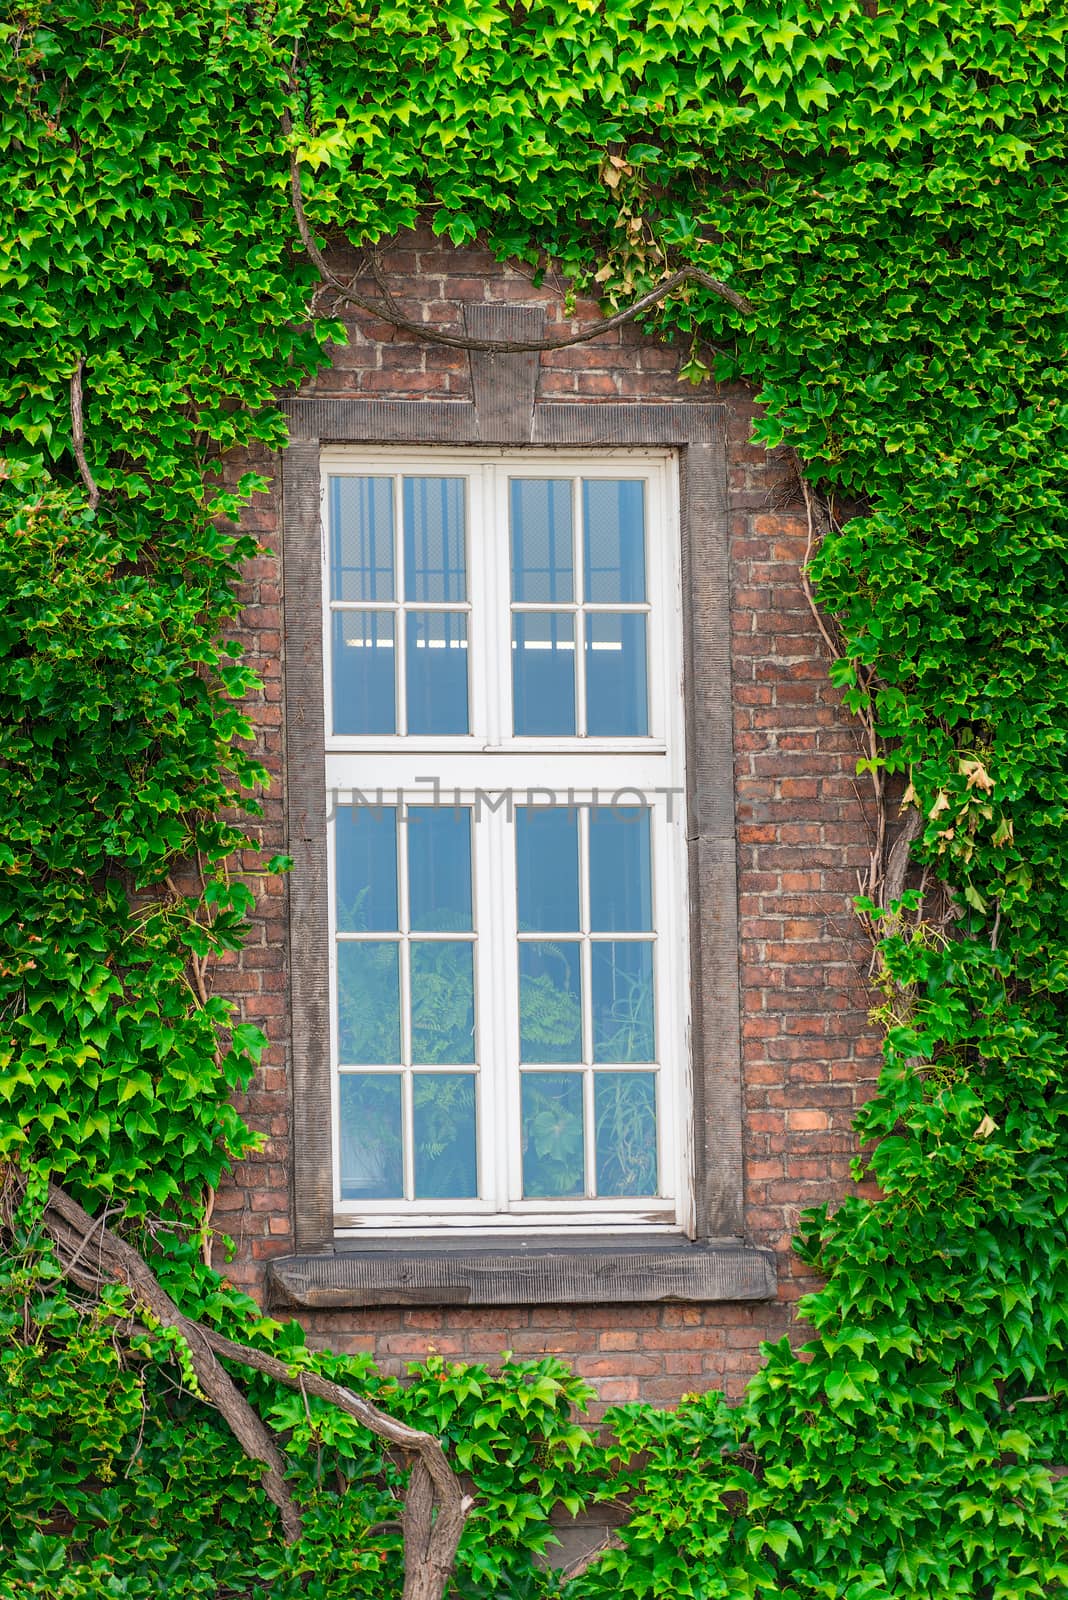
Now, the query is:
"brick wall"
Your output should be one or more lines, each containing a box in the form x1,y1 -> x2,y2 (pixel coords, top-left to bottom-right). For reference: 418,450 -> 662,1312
213,228 -> 877,1408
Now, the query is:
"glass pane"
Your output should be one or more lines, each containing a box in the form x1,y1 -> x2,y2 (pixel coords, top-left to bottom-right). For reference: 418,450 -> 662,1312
332,611 -> 396,736
519,941 -> 583,1063
335,806 -> 398,932
583,479 -> 646,602
330,476 -> 394,601
591,941 -> 655,1062
410,941 -> 476,1065
521,1072 -> 585,1198
512,612 -> 576,736
403,477 -> 466,601
337,941 -> 401,1064
339,1073 -> 403,1200
516,808 -> 580,932
510,479 -> 574,601
406,611 -> 469,735
595,1071 -> 658,1196
589,806 -> 652,932
585,612 -> 647,736
414,1073 -> 478,1199
408,807 -> 472,932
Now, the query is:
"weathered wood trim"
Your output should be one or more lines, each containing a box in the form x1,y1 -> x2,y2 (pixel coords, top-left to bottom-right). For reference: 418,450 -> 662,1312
281,440 -> 335,1251
464,304 -> 544,441
267,1241 -> 775,1309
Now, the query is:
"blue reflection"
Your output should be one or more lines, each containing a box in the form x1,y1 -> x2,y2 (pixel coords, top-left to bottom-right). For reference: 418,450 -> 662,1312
339,1074 -> 403,1200
585,612 -> 647,736
521,1072 -> 585,1198
408,807 -> 472,931
336,806 -> 398,932
410,941 -> 476,1065
512,613 -> 576,736
414,1073 -> 478,1199
516,808 -> 580,932
589,806 -> 651,931
595,1071 -> 658,1196
330,476 -> 394,601
404,477 -> 467,601
583,479 -> 646,602
332,611 -> 396,735
519,941 -> 583,1063
406,611 -> 469,735
511,479 -> 574,601
591,941 -> 655,1062
337,942 -> 401,1064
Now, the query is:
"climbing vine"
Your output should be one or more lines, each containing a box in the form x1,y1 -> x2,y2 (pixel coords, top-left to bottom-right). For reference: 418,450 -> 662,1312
1,0 -> 1067,1596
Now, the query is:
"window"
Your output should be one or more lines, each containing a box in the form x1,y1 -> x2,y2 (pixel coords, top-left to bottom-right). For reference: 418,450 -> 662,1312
321,450 -> 690,1234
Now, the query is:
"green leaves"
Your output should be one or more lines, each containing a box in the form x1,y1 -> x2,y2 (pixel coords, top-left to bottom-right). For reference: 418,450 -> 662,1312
3,1 -> 1068,1596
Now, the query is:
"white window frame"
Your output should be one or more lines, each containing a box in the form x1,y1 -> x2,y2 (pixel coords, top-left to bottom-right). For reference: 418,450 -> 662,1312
320,447 -> 692,1236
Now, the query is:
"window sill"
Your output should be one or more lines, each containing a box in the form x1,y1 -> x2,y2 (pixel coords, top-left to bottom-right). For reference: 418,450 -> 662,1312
266,1237 -> 776,1308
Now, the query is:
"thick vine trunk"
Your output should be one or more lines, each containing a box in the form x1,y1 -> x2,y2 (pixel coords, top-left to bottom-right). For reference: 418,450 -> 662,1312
10,1180 -> 472,1600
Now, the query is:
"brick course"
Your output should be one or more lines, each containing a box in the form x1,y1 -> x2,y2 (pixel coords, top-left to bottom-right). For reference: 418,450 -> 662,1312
214,229 -> 877,1408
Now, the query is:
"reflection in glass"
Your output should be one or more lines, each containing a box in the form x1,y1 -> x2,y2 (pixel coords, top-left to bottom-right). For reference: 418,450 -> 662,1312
339,1073 -> 403,1200
595,1071 -> 658,1196
406,611 -> 469,735
512,612 -> 576,736
585,612 -> 647,736
591,941 -> 655,1062
519,942 -> 582,1063
413,1073 -> 478,1198
521,1072 -> 585,1197
337,941 -> 401,1064
589,806 -> 652,931
330,476 -> 394,601
410,941 -> 476,1065
510,479 -> 574,601
403,477 -> 467,601
408,807 -> 472,931
583,479 -> 646,602
335,806 -> 398,932
516,808 -> 580,932
332,611 -> 395,735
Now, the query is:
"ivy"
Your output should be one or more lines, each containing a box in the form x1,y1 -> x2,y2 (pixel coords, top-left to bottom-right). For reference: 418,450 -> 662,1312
1,0 -> 1068,1595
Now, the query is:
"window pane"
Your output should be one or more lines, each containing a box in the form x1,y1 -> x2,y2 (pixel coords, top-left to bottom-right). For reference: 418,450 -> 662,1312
512,612 -> 576,736
583,479 -> 646,602
510,479 -> 574,601
337,941 -> 400,1064
410,941 -> 476,1065
339,1073 -> 403,1200
332,611 -> 396,735
585,612 -> 647,736
591,941 -> 655,1062
595,1071 -> 658,1196
336,806 -> 398,932
330,476 -> 394,601
408,807 -> 472,931
414,1073 -> 478,1198
516,808 -> 580,932
406,611 -> 469,734
589,806 -> 652,932
403,477 -> 466,601
521,1072 -> 585,1197
519,941 -> 583,1063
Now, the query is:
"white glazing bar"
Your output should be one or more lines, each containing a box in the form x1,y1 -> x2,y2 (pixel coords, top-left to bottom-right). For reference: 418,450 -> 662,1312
393,473 -> 407,736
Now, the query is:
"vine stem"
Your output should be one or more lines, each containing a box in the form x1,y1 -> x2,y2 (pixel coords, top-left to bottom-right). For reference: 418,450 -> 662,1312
281,110 -> 754,353
69,357 -> 99,509
21,1178 -> 473,1600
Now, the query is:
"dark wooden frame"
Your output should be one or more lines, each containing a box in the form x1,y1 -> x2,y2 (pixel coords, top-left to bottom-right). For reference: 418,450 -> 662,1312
269,306 -> 773,1307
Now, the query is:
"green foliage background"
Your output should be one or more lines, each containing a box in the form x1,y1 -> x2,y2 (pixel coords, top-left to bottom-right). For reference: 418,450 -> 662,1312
1,0 -> 1067,1594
